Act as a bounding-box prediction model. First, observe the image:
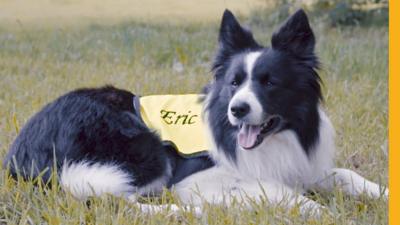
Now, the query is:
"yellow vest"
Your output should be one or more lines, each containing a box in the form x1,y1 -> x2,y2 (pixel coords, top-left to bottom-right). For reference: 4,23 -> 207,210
139,94 -> 209,156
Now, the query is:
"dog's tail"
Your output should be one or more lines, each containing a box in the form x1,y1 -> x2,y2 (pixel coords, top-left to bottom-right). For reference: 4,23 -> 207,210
60,161 -> 134,200
60,160 -> 203,217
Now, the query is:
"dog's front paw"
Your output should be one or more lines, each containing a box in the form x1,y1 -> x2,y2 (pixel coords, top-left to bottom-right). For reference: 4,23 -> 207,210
379,186 -> 389,199
364,182 -> 388,199
298,199 -> 329,217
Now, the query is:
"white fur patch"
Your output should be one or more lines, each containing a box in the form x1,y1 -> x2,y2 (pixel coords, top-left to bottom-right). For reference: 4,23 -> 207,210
309,108 -> 336,184
235,130 -> 312,187
317,168 -> 388,198
213,106 -> 335,190
228,51 -> 263,125
245,51 -> 261,76
60,161 -> 134,200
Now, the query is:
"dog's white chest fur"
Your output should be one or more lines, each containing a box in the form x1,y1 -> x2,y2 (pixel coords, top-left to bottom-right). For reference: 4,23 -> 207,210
210,108 -> 335,190
234,131 -> 317,188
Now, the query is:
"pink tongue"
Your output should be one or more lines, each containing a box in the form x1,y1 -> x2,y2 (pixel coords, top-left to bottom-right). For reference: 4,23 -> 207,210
238,124 -> 261,149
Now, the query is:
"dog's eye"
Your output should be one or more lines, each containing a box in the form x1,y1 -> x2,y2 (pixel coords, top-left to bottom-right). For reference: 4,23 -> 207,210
231,80 -> 239,87
260,77 -> 273,86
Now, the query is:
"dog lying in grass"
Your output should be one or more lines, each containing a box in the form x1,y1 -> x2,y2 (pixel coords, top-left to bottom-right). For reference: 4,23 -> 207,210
3,9 -> 388,216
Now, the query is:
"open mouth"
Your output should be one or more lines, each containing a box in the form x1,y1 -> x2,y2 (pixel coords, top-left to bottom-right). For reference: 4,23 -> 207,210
237,116 -> 282,150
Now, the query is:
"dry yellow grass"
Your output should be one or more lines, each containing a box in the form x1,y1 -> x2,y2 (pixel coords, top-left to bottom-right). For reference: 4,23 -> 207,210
0,0 -> 266,27
0,1 -> 388,224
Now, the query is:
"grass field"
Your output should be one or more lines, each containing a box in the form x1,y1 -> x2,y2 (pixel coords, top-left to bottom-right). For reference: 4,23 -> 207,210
0,1 -> 388,224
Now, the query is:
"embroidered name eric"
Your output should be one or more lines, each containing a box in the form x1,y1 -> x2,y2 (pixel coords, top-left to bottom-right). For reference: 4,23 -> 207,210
160,110 -> 198,125
139,94 -> 209,155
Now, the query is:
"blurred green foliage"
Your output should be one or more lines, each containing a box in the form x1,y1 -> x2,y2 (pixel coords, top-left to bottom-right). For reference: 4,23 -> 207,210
251,0 -> 388,27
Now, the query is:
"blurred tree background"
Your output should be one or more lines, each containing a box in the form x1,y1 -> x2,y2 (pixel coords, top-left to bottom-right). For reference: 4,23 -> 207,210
250,0 -> 388,27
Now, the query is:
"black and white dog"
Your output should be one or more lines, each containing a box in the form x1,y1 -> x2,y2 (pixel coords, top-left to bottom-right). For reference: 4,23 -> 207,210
3,9 -> 387,214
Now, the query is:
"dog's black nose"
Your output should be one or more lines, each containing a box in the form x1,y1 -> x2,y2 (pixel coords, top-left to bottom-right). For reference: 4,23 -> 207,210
230,102 -> 250,118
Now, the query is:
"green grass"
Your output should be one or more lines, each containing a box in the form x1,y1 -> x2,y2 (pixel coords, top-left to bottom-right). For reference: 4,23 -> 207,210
0,11 -> 388,225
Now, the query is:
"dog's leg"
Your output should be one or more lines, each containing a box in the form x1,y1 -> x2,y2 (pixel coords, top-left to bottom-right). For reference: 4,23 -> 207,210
127,195 -> 202,216
174,166 -> 325,215
136,203 -> 202,217
315,168 -> 388,198
229,180 -> 326,215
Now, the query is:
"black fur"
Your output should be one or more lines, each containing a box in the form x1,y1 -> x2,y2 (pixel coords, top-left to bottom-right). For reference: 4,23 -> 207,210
206,9 -> 322,161
4,9 -> 321,197
212,10 -> 262,79
3,86 -> 213,188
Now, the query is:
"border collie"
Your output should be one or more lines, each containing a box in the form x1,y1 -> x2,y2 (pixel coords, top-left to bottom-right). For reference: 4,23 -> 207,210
3,9 -> 387,215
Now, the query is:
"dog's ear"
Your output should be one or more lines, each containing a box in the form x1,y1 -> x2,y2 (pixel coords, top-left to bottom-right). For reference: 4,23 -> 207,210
218,9 -> 258,53
212,10 -> 259,78
271,9 -> 315,57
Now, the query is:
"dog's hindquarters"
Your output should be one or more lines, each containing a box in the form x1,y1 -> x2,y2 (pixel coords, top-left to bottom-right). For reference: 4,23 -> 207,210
3,86 -> 171,199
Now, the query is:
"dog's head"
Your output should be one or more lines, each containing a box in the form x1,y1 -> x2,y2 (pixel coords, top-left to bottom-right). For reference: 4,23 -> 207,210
205,9 -> 322,155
